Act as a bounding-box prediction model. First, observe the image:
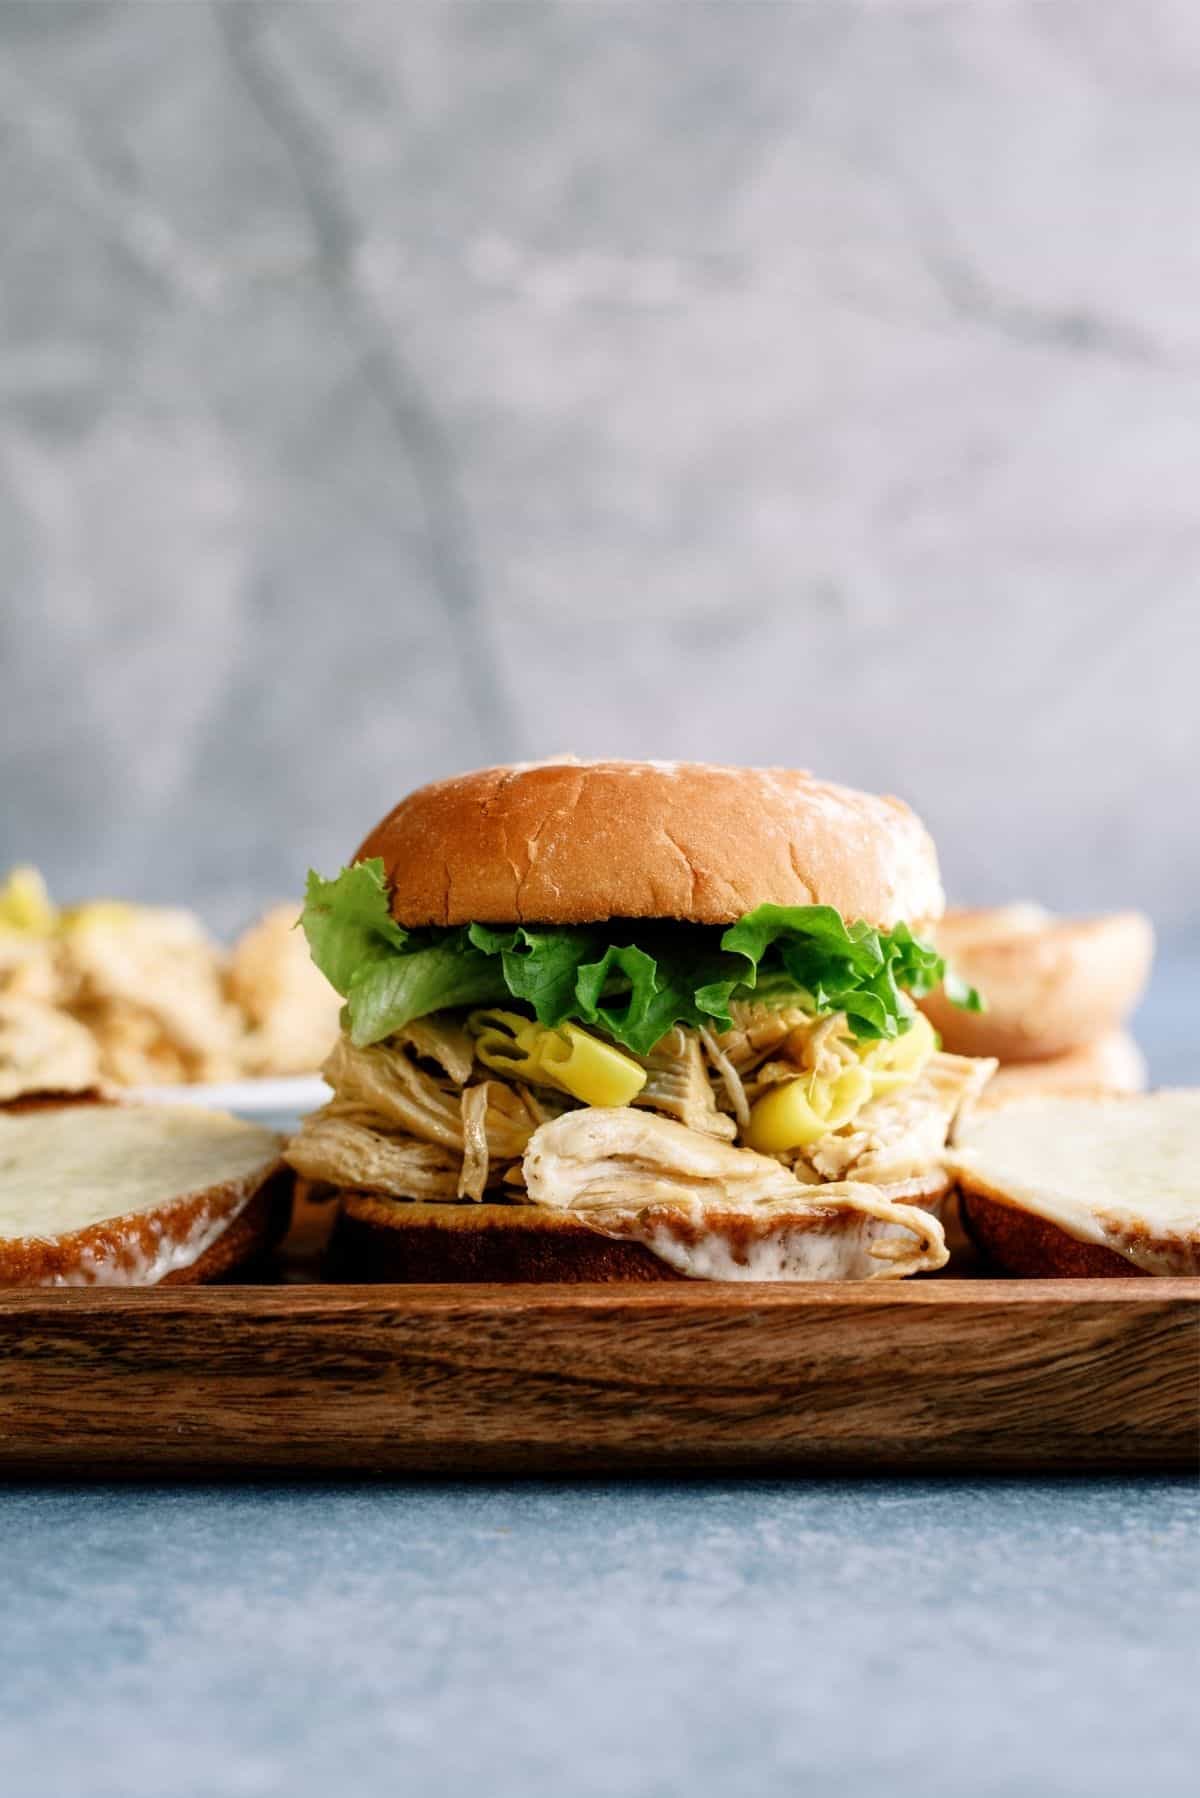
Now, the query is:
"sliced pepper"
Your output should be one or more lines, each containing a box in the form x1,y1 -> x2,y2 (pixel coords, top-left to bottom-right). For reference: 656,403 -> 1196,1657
469,1009 -> 647,1108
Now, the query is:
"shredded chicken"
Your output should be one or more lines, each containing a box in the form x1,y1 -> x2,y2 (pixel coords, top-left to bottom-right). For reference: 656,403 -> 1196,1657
226,905 -> 342,1076
636,1027 -> 737,1139
321,1035 -> 539,1159
801,1052 -> 996,1184
792,1012 -> 857,1080
458,1083 -> 492,1200
0,994 -> 101,1100
697,1025 -> 749,1128
522,1107 -> 947,1280
713,1001 -> 820,1073
64,907 -> 244,1082
287,1114 -> 462,1198
393,1015 -> 476,1086
525,1106 -> 803,1210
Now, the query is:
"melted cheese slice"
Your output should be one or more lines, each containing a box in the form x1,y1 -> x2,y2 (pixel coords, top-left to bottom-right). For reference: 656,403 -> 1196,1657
947,1090 -> 1200,1276
0,1105 -> 280,1244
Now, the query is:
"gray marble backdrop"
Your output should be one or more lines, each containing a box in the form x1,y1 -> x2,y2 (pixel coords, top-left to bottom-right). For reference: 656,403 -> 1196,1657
2,0 -> 1198,941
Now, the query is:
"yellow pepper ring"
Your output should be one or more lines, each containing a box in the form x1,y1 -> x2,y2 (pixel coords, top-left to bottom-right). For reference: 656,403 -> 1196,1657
469,1009 -> 646,1109
0,866 -> 57,936
745,1063 -> 874,1153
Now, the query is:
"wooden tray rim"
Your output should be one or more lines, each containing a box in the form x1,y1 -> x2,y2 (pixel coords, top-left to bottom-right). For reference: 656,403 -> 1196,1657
2,1276 -> 1198,1317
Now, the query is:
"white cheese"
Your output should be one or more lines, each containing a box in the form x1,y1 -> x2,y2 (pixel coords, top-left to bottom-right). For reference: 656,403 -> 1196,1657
947,1089 -> 1200,1275
0,1104 -> 279,1244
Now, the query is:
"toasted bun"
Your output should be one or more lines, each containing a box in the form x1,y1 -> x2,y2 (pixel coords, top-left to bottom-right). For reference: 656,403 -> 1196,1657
920,905 -> 1153,1061
949,1090 -> 1200,1278
961,1191 -> 1141,1278
331,1195 -> 679,1282
356,760 -> 944,928
0,1092 -> 290,1285
329,1170 -> 953,1284
979,1031 -> 1147,1106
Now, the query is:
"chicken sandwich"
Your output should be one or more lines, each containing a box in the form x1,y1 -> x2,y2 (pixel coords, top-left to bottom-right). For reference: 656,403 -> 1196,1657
288,761 -> 989,1282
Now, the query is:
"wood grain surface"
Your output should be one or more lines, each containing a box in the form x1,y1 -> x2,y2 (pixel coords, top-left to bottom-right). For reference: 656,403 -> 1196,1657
0,1281 -> 1195,1475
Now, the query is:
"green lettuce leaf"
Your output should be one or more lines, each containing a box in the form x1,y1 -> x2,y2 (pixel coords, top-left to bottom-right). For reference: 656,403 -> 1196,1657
300,863 -> 975,1054
301,861 -> 409,997
467,923 -> 602,1024
573,941 -> 746,1057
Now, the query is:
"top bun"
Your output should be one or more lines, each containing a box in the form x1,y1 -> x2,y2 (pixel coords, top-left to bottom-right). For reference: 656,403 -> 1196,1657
356,760 -> 945,929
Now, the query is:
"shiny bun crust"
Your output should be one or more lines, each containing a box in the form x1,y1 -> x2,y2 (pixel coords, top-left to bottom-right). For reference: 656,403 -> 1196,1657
920,907 -> 1154,1061
355,761 -> 945,929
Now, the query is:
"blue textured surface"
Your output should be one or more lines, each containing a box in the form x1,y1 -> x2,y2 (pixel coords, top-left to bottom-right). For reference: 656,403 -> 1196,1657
1,1479 -> 1197,1798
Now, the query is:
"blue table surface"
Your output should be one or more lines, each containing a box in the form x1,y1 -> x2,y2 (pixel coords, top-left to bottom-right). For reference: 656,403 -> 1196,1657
2,960 -> 1198,1798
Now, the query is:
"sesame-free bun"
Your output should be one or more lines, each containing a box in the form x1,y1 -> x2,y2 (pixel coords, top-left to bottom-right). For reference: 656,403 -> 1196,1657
329,1169 -> 953,1283
0,1092 -> 291,1285
356,760 -> 945,929
331,1195 -> 680,1283
949,1090 -> 1200,1278
919,905 -> 1153,1062
979,1031 -> 1147,1106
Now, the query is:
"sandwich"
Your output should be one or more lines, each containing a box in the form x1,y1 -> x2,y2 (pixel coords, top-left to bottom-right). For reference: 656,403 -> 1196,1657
949,1090 -> 1200,1277
919,904 -> 1153,1064
288,760 -> 991,1282
0,1093 -> 290,1284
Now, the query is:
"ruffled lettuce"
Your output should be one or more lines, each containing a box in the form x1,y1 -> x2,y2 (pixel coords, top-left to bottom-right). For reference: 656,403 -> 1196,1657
302,859 -> 980,1057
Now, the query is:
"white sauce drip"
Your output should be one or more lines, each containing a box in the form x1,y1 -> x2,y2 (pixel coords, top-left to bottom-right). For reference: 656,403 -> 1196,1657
630,1207 -> 938,1282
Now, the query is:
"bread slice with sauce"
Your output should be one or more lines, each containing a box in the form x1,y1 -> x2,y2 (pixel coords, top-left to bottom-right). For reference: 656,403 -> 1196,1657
947,1089 -> 1200,1277
0,1092 -> 290,1285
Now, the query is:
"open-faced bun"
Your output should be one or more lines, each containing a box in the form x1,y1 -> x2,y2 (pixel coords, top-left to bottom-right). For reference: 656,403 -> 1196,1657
979,1031 -> 1147,1106
0,1092 -> 290,1285
356,760 -> 945,929
949,1089 -> 1200,1278
920,905 -> 1153,1061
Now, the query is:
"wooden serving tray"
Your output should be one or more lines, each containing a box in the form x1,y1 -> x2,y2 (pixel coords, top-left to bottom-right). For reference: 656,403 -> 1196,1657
1,1268 -> 1196,1476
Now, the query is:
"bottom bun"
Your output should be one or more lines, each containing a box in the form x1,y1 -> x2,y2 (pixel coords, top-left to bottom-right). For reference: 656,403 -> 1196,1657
331,1196 -> 680,1283
960,1190 -> 1143,1278
330,1172 -> 953,1284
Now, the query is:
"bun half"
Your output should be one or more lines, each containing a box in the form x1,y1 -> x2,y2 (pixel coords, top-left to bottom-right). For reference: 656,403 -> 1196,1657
949,1090 -> 1200,1278
0,1093 -> 290,1285
921,906 -> 1153,1061
357,760 -> 945,929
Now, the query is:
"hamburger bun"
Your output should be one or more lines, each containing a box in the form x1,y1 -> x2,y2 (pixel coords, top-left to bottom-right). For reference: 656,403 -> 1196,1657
356,760 -> 945,929
331,1195 -> 679,1283
979,1031 -> 1147,1106
948,1090 -> 1200,1278
327,1168 -> 954,1284
0,1092 -> 291,1285
920,905 -> 1153,1062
